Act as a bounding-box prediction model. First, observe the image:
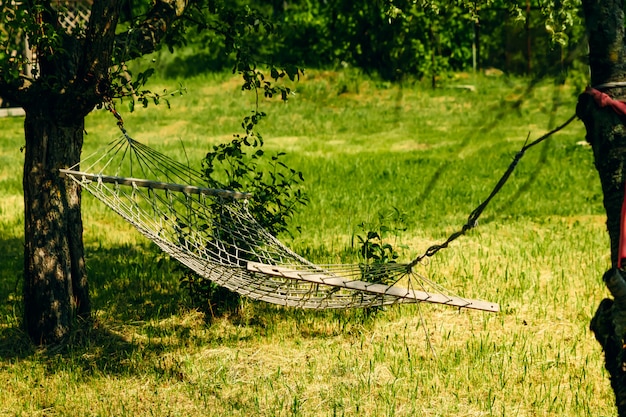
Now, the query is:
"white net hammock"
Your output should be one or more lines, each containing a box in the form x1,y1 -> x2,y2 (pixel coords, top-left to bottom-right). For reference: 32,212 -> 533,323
60,132 -> 499,313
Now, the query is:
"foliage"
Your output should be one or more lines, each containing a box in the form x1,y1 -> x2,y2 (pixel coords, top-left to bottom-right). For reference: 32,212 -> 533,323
180,75 -> 307,315
254,0 -> 477,80
353,208 -> 408,318
0,3 -> 55,87
0,1 -> 301,110
202,67 -> 306,237
160,0 -> 587,81
356,208 -> 407,285
202,118 -> 308,236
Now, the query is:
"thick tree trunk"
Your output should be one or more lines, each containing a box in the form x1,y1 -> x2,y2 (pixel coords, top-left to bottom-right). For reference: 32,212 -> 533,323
579,0 -> 626,414
0,1 -> 188,345
22,111 -> 89,344
580,95 -> 626,413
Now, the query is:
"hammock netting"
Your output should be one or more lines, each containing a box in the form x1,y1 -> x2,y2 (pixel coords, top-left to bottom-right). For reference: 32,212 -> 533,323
60,133 -> 499,312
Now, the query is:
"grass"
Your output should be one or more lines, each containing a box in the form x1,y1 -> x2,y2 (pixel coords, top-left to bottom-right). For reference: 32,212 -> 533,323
0,68 -> 616,416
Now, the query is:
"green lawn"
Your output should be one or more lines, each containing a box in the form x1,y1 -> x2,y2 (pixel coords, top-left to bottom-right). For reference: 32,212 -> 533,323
0,70 -> 616,416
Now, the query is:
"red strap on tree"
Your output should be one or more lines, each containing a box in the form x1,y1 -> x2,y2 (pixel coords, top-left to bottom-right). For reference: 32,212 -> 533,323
585,87 -> 626,117
620,181 -> 626,269
585,87 -> 626,268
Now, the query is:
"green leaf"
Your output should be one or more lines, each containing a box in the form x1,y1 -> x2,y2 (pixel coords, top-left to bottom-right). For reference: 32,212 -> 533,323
367,231 -> 379,240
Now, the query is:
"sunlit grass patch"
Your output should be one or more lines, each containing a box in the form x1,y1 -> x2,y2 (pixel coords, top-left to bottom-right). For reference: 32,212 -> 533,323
0,70 -> 615,416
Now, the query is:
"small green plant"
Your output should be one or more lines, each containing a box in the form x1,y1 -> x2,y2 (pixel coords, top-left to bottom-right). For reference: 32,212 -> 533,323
180,107 -> 308,317
355,207 -> 407,280
353,208 -> 407,318
202,111 -> 307,237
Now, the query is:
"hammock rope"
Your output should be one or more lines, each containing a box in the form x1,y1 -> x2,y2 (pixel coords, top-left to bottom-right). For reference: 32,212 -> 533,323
64,136 -> 491,309
62,138 -> 496,310
58,105 -> 593,313
407,113 -> 577,270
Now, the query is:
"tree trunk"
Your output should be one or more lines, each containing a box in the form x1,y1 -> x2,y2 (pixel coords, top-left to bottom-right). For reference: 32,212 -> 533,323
22,110 -> 89,344
579,0 -> 626,414
0,1 -> 188,345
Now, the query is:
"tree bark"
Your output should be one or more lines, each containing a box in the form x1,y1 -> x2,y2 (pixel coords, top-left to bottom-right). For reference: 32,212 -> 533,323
16,0 -> 120,344
6,0 -> 192,345
0,0 -> 198,345
579,0 -> 626,414
22,110 -> 89,344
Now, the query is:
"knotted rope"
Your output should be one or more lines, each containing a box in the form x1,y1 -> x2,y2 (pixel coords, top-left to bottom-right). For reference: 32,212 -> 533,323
407,113 -> 578,271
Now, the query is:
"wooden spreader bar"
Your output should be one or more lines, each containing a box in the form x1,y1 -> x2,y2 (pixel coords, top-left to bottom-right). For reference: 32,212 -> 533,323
59,169 -> 252,200
247,262 -> 500,313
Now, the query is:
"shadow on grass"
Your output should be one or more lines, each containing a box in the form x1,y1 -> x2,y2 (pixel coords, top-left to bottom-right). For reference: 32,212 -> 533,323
0,236 -> 23,302
0,239 -> 201,372
0,236 -> 382,377
0,236 -> 189,323
86,242 -> 188,322
0,316 -> 201,378
0,236 -> 28,358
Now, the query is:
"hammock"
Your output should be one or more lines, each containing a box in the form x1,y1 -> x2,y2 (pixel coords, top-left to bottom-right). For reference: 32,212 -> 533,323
60,133 -> 499,313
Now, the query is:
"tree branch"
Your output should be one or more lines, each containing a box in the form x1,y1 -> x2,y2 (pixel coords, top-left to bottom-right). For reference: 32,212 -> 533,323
114,0 -> 190,62
81,0 -> 122,83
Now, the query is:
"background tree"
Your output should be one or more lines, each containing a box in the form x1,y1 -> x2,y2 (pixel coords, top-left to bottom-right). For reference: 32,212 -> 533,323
578,1 -> 626,414
183,0 -> 582,81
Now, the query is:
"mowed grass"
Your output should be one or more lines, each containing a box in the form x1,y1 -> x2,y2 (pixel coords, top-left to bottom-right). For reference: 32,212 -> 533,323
0,69 -> 616,416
